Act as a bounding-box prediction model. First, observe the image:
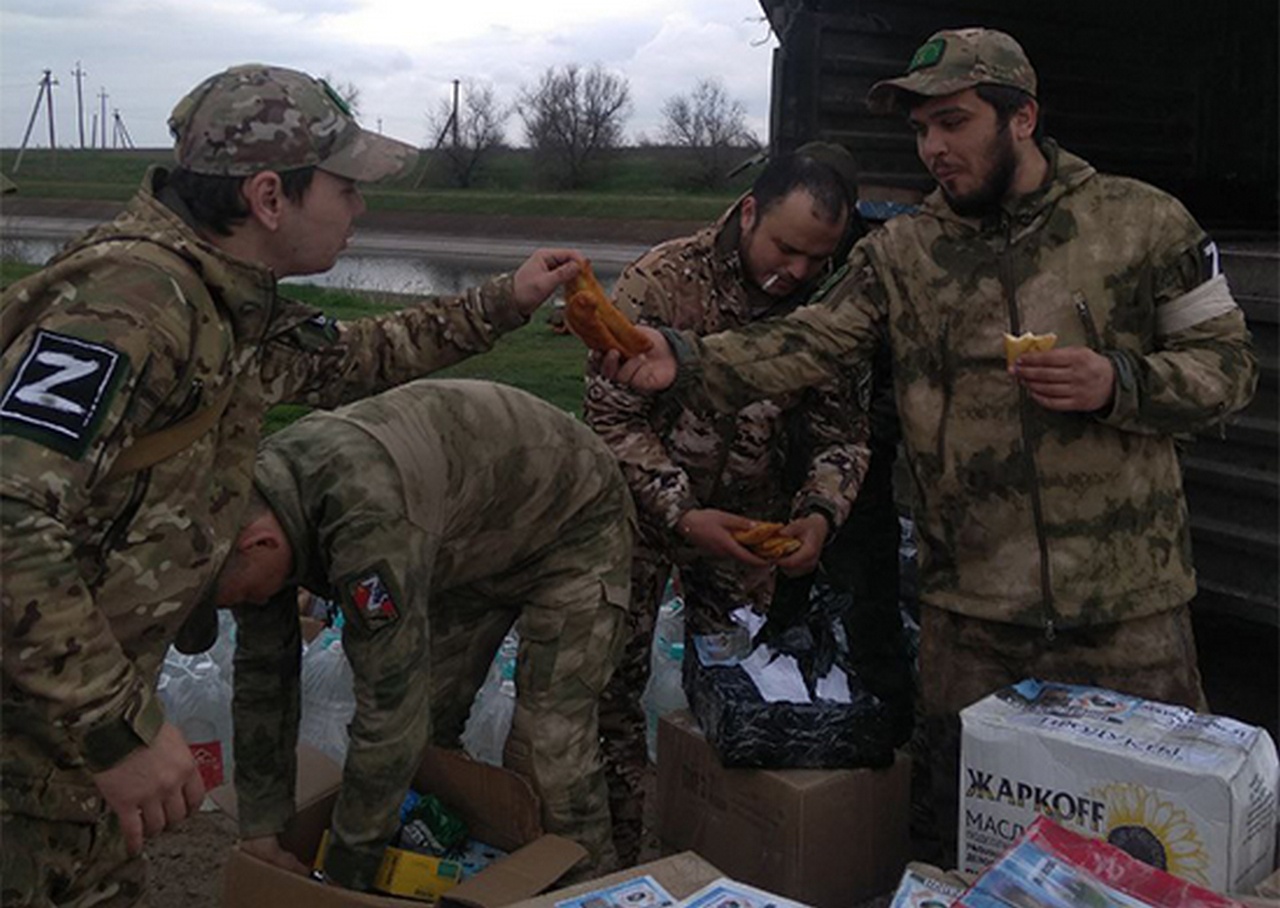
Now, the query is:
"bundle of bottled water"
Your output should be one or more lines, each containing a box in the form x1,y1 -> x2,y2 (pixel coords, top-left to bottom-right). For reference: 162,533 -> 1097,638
460,628 -> 519,766
156,611 -> 237,790
298,620 -> 356,764
640,578 -> 687,763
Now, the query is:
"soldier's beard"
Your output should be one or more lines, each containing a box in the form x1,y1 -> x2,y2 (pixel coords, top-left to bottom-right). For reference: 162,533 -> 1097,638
943,123 -> 1018,218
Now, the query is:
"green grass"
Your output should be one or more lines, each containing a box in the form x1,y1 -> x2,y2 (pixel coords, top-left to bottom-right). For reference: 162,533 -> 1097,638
1,261 -> 40,287
0,146 -> 750,220
0,266 -> 589,432
268,284 -> 590,430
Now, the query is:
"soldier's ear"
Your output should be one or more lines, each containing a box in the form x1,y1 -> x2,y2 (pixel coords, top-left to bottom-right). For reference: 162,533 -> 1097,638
237,512 -> 284,554
241,171 -> 286,231
1010,98 -> 1039,143
741,195 -> 759,234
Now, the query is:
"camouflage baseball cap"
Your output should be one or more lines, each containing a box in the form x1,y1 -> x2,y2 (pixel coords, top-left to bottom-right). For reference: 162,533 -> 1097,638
866,28 -> 1036,114
169,64 -> 418,180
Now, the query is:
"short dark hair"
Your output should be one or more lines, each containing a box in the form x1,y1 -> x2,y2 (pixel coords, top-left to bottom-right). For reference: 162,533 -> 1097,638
750,154 -> 848,225
975,84 -> 1044,140
164,166 -> 317,236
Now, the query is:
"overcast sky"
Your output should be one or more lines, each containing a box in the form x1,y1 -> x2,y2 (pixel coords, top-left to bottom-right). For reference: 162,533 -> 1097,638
0,0 -> 778,151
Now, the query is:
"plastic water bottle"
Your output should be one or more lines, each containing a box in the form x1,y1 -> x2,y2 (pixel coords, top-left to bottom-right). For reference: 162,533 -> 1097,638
157,648 -> 234,790
640,591 -> 687,763
461,628 -> 519,766
298,628 -> 356,764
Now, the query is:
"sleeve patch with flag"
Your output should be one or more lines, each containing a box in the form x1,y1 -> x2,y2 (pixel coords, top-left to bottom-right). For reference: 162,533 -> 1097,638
343,566 -> 401,631
0,329 -> 127,459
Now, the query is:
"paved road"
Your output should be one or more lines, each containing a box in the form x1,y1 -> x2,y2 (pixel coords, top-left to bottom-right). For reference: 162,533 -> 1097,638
1,214 -> 650,267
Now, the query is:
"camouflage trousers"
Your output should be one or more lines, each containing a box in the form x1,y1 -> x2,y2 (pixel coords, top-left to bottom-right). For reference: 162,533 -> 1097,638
597,541 -> 668,869
427,497 -> 634,878
918,602 -> 1208,864
0,808 -> 146,907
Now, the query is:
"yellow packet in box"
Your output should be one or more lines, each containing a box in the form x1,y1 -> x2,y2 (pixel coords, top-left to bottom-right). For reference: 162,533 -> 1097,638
373,847 -> 465,901
313,829 -> 465,902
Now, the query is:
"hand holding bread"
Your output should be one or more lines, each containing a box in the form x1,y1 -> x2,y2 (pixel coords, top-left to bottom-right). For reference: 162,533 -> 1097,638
564,260 -> 653,357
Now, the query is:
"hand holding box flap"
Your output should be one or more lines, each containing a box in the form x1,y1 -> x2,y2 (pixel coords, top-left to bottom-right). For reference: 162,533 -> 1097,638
222,746 -> 584,907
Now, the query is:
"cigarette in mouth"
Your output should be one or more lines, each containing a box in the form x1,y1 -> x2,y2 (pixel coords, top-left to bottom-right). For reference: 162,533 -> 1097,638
761,273 -> 781,291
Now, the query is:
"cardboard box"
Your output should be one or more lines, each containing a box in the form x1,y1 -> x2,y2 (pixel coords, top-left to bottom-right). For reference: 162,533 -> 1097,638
959,679 -> 1280,893
216,744 -> 586,907
656,710 -> 911,908
506,852 -> 724,908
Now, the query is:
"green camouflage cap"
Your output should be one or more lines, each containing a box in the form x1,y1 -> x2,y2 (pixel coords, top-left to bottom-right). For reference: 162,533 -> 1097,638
169,64 -> 418,180
867,28 -> 1036,114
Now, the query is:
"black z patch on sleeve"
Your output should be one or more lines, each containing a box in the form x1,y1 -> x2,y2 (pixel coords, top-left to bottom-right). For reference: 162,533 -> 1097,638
0,329 -> 127,459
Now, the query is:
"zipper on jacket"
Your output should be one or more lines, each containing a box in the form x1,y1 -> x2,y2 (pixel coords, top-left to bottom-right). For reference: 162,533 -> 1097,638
90,376 -> 203,580
1000,232 -> 1058,635
936,317 -> 953,464
1072,292 -> 1102,349
92,470 -> 152,585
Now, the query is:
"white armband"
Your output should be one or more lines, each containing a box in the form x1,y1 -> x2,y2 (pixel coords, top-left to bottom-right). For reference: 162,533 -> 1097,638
1156,274 -> 1238,337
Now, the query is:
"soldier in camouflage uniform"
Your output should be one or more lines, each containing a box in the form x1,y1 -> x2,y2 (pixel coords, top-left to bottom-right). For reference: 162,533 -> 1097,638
608,28 -> 1257,859
1,65 -> 585,906
212,379 -> 632,888
585,149 -> 871,864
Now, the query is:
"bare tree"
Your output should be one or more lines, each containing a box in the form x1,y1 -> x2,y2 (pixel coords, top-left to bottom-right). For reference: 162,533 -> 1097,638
322,74 -> 362,118
519,64 -> 631,189
424,82 -> 509,188
661,78 -> 760,188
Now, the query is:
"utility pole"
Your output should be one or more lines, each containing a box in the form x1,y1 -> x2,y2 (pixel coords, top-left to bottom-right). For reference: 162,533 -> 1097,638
112,110 -> 135,149
98,87 -> 109,150
90,113 -> 99,148
13,69 -> 58,174
451,79 -> 460,148
412,79 -> 461,189
72,61 -> 87,148
44,69 -> 58,155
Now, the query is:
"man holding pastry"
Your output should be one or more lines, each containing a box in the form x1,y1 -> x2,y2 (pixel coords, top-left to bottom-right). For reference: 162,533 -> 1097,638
605,28 -> 1257,858
582,148 -> 872,864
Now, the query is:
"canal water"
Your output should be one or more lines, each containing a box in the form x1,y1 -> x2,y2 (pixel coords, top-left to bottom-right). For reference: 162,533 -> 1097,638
1,235 -> 623,296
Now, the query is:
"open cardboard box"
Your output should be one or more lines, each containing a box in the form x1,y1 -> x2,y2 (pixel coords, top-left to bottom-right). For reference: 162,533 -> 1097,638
214,744 -> 586,907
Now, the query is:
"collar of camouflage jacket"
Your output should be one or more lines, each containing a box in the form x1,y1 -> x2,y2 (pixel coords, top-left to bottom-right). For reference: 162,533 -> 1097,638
53,166 -> 282,347
920,139 -> 1098,235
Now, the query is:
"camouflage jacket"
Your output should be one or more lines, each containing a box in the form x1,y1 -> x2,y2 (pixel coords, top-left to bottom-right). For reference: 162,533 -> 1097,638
233,379 -> 631,888
682,143 -> 1257,630
0,168 -> 530,819
584,203 -> 870,617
